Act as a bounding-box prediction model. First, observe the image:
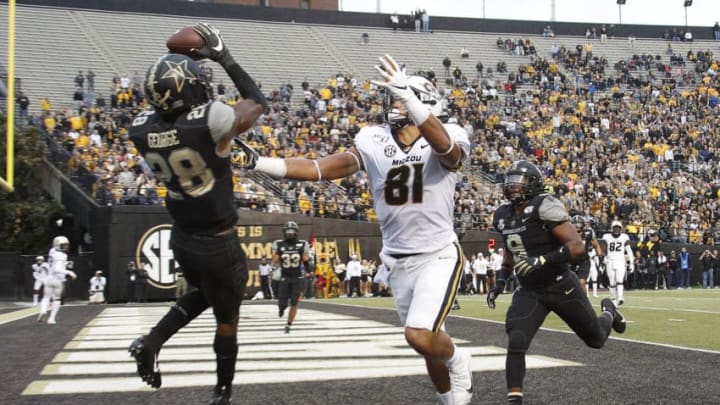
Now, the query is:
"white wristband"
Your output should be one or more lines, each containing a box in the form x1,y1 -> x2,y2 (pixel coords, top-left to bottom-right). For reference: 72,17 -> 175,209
403,95 -> 431,126
255,157 -> 288,178
433,138 -> 455,156
313,160 -> 322,181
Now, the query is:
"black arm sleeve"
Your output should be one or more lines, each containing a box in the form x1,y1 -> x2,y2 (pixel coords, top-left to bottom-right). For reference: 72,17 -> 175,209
497,263 -> 513,284
223,62 -> 268,111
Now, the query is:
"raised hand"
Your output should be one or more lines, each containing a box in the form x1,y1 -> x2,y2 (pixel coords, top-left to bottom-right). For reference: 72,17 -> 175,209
370,54 -> 414,102
192,23 -> 232,64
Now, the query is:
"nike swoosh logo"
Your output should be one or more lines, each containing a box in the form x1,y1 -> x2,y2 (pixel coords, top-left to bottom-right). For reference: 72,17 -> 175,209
421,144 -> 430,148
212,42 -> 223,52
390,84 -> 408,90
564,288 -> 574,295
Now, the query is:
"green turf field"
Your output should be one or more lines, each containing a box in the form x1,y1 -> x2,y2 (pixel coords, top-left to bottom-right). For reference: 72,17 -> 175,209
326,288 -> 720,351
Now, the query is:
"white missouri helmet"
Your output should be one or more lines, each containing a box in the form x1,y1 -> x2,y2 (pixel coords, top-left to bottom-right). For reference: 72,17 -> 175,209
35,256 -> 44,262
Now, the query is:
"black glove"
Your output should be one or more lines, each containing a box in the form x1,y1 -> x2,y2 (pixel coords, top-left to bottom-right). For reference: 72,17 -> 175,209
232,139 -> 259,169
486,279 -> 506,309
513,256 -> 546,277
192,23 -> 233,65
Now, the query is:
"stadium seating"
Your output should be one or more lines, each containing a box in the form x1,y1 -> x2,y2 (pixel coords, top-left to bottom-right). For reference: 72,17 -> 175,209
1,3 -> 715,112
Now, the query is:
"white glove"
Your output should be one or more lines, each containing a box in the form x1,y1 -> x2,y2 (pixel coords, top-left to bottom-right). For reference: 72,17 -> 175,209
371,54 -> 430,125
371,54 -> 414,102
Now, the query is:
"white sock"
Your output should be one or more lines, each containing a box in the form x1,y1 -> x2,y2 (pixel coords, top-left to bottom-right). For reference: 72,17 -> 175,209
609,286 -> 616,300
33,294 -> 38,305
39,298 -> 49,317
49,300 -> 60,322
445,345 -> 462,368
593,283 -> 598,295
617,284 -> 624,301
436,390 -> 453,405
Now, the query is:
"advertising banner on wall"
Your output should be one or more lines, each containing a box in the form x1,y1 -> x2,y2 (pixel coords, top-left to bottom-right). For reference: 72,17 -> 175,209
103,207 -> 497,303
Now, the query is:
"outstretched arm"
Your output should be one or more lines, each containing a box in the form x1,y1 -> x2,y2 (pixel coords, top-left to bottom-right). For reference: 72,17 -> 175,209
236,140 -> 362,181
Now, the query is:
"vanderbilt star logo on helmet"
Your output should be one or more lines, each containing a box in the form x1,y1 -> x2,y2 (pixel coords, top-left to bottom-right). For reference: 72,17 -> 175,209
161,59 -> 197,93
145,53 -> 209,114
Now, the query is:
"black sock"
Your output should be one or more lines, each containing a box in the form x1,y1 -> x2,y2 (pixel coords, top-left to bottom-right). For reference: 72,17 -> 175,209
146,289 -> 208,349
214,334 -> 238,389
506,351 -> 526,392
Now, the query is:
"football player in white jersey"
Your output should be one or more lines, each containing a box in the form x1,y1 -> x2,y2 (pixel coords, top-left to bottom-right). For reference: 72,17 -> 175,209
39,236 -> 77,324
238,54 -> 474,405
31,256 -> 49,306
601,221 -> 634,305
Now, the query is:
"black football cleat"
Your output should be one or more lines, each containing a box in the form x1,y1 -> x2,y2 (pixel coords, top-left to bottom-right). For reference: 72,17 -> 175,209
128,335 -> 162,388
601,298 -> 626,334
209,385 -> 232,405
284,325 -> 291,334
278,308 -> 284,318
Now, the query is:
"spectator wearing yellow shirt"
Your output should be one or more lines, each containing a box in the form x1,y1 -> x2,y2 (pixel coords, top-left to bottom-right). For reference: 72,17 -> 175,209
40,97 -> 51,112
298,191 -> 312,216
319,86 -> 332,101
75,130 -> 90,148
44,112 -> 56,132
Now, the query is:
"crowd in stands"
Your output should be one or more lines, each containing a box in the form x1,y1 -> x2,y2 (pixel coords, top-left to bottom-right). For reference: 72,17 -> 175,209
496,36 -> 537,57
30,37 -> 720,245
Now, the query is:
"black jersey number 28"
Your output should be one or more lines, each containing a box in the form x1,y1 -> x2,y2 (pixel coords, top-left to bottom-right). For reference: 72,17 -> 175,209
145,148 -> 215,197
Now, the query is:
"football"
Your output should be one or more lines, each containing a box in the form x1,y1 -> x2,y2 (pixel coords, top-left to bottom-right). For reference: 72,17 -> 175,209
166,26 -> 205,58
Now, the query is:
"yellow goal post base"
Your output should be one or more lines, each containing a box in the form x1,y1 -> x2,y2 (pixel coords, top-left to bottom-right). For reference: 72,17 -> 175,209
0,176 -> 13,193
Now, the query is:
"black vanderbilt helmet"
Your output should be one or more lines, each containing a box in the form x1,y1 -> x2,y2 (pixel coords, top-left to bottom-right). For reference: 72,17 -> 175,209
144,53 -> 210,117
503,160 -> 545,204
283,221 -> 299,242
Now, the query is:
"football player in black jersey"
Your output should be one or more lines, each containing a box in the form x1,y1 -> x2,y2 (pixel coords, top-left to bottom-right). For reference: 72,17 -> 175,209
273,221 -> 312,334
126,23 -> 267,405
572,215 -> 604,296
486,161 -> 626,405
